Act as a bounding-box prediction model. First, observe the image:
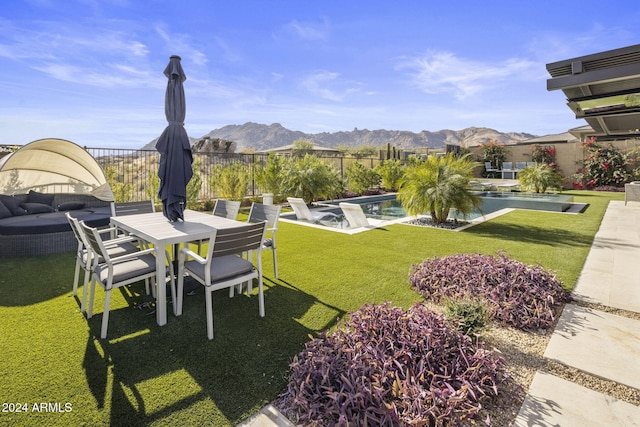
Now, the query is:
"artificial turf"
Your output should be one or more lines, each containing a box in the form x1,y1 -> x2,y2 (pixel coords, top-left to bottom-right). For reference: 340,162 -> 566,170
0,190 -> 620,426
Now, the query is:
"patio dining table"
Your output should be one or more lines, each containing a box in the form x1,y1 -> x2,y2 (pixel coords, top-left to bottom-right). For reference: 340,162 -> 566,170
110,209 -> 245,326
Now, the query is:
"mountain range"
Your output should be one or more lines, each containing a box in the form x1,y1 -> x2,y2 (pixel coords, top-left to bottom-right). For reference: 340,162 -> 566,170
141,122 -> 538,151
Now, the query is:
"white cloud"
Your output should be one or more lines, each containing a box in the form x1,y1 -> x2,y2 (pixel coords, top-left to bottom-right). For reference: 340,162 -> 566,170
399,51 -> 535,100
284,19 -> 329,40
300,71 -> 360,102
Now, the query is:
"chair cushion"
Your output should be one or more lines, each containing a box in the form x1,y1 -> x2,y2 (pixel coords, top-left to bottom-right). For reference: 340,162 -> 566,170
94,252 -> 158,287
27,190 -> 54,206
21,202 -> 55,214
186,255 -> 254,285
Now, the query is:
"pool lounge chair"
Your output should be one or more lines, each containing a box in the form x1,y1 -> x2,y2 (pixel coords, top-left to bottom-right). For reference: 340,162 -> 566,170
339,202 -> 371,228
287,197 -> 340,224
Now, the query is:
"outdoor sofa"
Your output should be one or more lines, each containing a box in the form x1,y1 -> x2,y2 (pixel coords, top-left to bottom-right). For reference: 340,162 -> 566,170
0,191 -> 111,257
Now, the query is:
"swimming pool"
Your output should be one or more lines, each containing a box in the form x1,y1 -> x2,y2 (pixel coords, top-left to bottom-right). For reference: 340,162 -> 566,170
279,191 -> 581,232
325,192 -> 575,220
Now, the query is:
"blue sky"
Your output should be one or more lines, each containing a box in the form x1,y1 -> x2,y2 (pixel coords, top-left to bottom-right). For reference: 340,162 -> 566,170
2,0 -> 639,149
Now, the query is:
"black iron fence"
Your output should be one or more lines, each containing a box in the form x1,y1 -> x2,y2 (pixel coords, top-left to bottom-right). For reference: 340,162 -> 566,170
86,148 -> 384,202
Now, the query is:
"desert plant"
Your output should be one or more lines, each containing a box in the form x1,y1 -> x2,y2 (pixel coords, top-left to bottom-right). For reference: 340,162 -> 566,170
444,297 -> 489,335
481,140 -> 506,172
105,165 -> 133,202
291,139 -> 315,157
254,153 -> 287,201
276,302 -> 516,426
281,154 -> 343,203
409,252 -> 571,331
186,157 -> 202,207
210,162 -> 249,201
346,161 -> 381,194
517,163 -> 563,193
397,153 -> 481,224
376,159 -> 405,191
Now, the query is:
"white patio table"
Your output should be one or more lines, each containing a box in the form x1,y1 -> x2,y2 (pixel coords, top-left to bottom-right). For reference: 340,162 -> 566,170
110,209 -> 245,326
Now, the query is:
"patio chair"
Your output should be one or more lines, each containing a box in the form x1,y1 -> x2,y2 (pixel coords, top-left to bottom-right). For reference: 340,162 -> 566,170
287,197 -> 340,224
501,162 -> 515,179
515,162 -> 527,171
66,212 -> 142,313
110,200 -> 155,239
195,199 -> 242,255
247,202 -> 281,279
81,221 -> 175,339
212,199 -> 241,220
176,221 -> 267,340
339,202 -> 370,228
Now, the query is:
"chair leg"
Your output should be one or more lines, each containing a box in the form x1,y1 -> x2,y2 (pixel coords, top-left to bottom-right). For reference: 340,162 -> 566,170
205,287 -> 214,340
258,275 -> 265,318
100,289 -> 111,339
73,258 -> 81,296
81,268 -> 91,313
87,277 -> 97,319
272,249 -> 278,279
176,266 -> 184,316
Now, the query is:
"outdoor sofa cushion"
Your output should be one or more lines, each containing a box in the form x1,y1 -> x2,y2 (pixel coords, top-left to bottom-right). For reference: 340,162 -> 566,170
0,201 -> 12,219
57,201 -> 86,211
0,195 -> 26,216
0,207 -> 111,235
21,203 -> 55,214
27,190 -> 55,206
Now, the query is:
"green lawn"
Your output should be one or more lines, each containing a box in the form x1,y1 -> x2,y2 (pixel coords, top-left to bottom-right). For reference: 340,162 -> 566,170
0,190 -> 621,426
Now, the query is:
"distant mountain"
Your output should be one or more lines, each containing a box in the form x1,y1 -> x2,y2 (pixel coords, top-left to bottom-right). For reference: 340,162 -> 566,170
141,122 -> 537,151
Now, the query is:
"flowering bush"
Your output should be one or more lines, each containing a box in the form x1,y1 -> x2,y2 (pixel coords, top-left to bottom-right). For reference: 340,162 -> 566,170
580,137 -> 629,188
531,145 -> 558,171
481,140 -> 506,177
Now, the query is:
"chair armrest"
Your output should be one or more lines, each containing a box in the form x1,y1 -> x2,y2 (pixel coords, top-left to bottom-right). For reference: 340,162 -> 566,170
109,247 -> 156,264
179,247 -> 206,264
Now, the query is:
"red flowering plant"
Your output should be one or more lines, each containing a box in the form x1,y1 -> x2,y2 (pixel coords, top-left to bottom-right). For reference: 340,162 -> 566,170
580,137 -> 629,188
530,145 -> 558,171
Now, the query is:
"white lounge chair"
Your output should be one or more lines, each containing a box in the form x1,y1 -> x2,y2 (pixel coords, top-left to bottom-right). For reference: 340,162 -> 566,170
287,197 -> 339,224
339,202 -> 370,228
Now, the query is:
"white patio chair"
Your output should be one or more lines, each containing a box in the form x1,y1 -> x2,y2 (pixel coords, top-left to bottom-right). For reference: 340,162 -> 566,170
110,200 -> 155,239
515,162 -> 527,170
81,221 -> 175,339
212,199 -> 241,220
66,212 -> 142,313
287,197 -> 340,224
339,202 -> 370,228
195,199 -> 242,255
176,221 -> 267,340
247,202 -> 281,279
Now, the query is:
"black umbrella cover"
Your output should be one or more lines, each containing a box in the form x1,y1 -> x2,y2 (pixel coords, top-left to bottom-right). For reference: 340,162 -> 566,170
156,55 -> 193,221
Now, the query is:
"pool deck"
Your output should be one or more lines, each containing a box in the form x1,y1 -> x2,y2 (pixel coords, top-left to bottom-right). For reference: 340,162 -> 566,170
241,199 -> 640,426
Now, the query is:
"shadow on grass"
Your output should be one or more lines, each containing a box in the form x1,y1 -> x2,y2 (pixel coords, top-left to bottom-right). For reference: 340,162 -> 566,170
465,222 -> 594,248
82,278 -> 344,425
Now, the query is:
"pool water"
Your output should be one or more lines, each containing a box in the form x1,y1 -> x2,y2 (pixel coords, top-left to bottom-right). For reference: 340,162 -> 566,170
325,192 -> 575,221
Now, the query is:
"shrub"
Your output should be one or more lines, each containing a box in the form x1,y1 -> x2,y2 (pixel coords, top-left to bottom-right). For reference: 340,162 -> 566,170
409,252 -> 571,331
581,137 -> 629,188
254,153 -> 287,201
210,162 -> 250,201
530,145 -> 558,172
444,297 -> 489,335
376,159 -> 405,191
281,154 -> 343,203
346,161 -> 381,194
276,302 -> 516,426
517,164 -> 563,193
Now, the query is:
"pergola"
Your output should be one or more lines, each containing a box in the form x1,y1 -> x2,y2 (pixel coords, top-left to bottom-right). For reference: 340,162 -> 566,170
547,43 -> 640,139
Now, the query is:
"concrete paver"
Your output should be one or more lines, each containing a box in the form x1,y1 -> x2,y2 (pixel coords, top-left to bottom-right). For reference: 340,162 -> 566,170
514,372 -> 640,427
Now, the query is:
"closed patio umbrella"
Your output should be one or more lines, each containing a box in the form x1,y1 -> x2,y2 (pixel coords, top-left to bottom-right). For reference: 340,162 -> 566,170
156,55 -> 193,222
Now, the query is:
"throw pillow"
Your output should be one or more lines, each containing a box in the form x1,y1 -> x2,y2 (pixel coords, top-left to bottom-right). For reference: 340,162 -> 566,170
27,190 -> 55,206
0,195 -> 27,216
57,201 -> 86,211
21,203 -> 56,214
0,200 -> 12,219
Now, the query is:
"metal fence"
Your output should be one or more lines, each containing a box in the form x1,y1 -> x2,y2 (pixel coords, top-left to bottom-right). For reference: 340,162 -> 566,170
86,148 -> 384,202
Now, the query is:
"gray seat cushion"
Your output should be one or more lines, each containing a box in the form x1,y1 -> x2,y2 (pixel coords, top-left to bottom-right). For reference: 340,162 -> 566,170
185,254 -> 254,285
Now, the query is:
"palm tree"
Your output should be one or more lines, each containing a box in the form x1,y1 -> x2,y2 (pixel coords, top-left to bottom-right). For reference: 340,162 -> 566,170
398,153 -> 481,224
517,164 -> 563,193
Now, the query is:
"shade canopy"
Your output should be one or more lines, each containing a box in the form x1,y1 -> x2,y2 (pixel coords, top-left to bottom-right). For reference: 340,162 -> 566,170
156,55 -> 193,221
547,44 -> 640,139
0,138 -> 113,200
